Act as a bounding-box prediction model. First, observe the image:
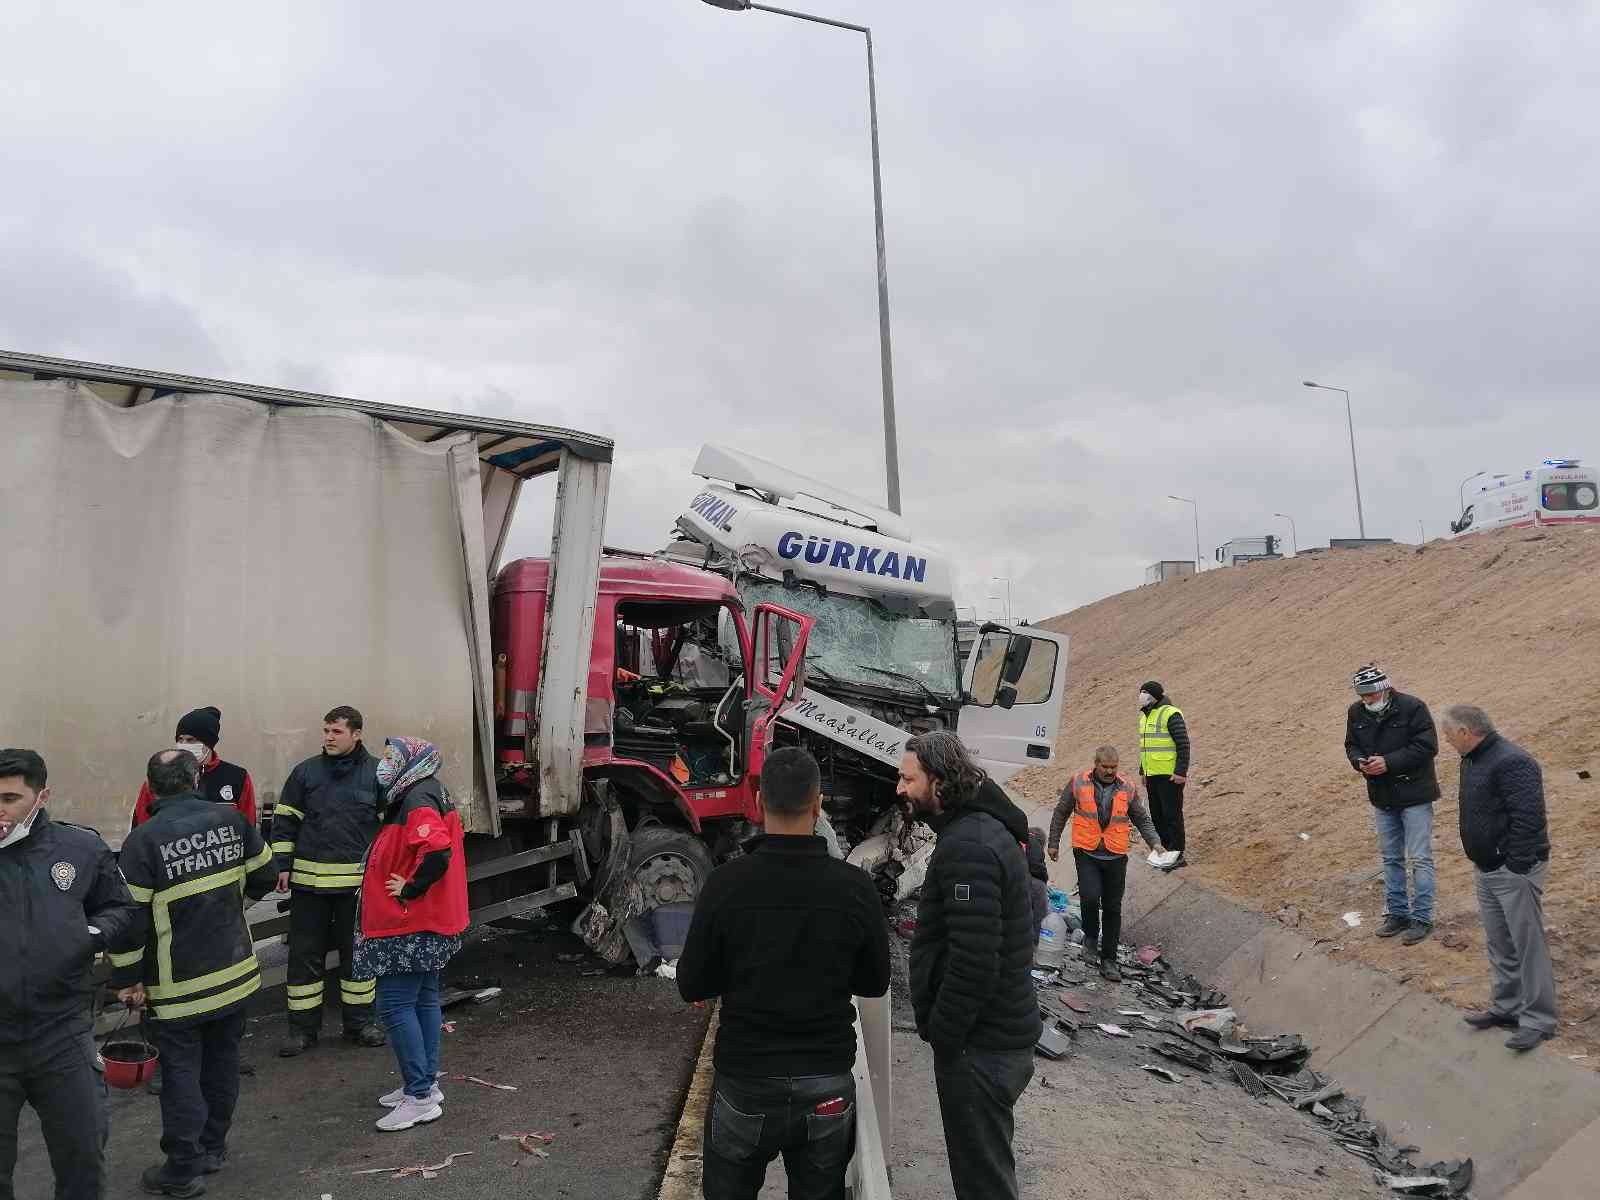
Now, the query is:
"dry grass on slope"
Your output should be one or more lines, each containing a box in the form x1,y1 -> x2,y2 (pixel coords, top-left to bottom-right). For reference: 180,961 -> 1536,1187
1012,523 -> 1600,1060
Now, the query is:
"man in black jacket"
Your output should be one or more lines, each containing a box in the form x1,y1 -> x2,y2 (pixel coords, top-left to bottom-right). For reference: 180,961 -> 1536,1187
117,748 -> 279,1195
1344,664 -> 1440,945
1,747 -> 140,1200
272,706 -> 385,1055
1442,706 -> 1558,1053
899,731 -> 1040,1200
678,747 -> 889,1200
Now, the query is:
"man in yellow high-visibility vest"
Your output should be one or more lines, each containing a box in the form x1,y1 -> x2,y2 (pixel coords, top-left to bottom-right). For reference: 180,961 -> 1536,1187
1138,681 -> 1191,869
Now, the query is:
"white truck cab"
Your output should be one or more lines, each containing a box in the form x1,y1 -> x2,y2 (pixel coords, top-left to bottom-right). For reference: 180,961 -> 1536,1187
670,445 -> 1068,894
1452,459 -> 1600,534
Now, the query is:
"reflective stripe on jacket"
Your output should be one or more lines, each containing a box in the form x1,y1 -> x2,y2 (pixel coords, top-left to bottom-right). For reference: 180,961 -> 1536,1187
1139,704 -> 1183,775
1069,770 -> 1133,856
271,746 -> 381,894
113,793 -> 279,1023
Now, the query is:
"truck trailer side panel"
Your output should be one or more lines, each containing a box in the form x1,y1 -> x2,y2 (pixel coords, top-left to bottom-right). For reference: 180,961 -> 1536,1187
0,378 -> 488,842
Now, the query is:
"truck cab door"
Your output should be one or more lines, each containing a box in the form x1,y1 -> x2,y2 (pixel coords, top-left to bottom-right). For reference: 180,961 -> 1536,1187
744,602 -> 814,778
958,624 -> 1070,784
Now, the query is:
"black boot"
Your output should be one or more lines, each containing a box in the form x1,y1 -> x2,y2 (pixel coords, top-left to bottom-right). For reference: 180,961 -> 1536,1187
345,1022 -> 387,1047
277,1029 -> 319,1058
140,1165 -> 205,1197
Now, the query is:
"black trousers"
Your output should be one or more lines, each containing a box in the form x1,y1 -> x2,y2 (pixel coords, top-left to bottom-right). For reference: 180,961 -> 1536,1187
1073,850 -> 1128,960
0,1024 -> 106,1200
701,1071 -> 856,1200
152,1009 -> 246,1181
932,1047 -> 1034,1200
1146,774 -> 1186,852
286,890 -> 374,1032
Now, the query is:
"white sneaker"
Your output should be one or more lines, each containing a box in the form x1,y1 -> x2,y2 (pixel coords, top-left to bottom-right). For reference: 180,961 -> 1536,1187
379,1084 -> 444,1109
375,1096 -> 443,1131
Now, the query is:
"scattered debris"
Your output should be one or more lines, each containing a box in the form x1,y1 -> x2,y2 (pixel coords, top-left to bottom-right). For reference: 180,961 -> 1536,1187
352,1151 -> 474,1180
1060,994 -> 1091,1015
655,960 -> 678,980
440,1021 -> 457,1034
1342,912 -> 1363,928
1117,1009 -> 1147,1018
494,1131 -> 556,1159
1154,1039 -> 1213,1073
1230,1061 -> 1271,1100
1298,832 -> 1311,841
1036,1021 -> 1074,1060
1217,1032 -> 1312,1068
1175,1007 -> 1238,1039
1278,905 -> 1302,928
1135,945 -> 1163,967
450,1073 -> 518,1092
1097,1023 -> 1134,1039
1140,1064 -> 1185,1083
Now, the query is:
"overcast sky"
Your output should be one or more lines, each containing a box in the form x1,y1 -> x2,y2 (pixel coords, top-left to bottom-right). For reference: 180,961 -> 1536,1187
6,1 -> 1598,619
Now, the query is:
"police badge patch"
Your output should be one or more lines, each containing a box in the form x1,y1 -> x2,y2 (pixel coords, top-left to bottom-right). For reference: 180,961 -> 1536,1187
52,861 -> 77,891
220,785 -> 235,801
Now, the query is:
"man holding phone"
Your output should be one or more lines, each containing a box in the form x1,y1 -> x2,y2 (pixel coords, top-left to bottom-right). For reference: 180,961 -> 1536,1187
1345,664 -> 1441,945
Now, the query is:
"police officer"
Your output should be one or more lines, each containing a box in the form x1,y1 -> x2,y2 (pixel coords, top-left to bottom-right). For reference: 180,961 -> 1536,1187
115,748 -> 278,1196
1,747 -> 140,1200
272,706 -> 385,1055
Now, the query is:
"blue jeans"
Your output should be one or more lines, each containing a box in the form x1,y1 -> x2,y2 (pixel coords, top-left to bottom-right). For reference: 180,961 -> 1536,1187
1374,804 -> 1435,923
701,1071 -> 855,1200
376,971 -> 441,1100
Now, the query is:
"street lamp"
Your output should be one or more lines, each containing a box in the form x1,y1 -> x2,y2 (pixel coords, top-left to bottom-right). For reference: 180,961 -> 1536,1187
1272,512 -> 1298,555
1168,495 -> 1201,572
1302,381 -> 1367,538
700,0 -> 902,514
990,576 -> 1013,624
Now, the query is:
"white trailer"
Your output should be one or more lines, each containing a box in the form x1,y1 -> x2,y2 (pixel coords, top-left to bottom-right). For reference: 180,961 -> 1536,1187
1145,560 -> 1196,584
1215,536 -> 1284,566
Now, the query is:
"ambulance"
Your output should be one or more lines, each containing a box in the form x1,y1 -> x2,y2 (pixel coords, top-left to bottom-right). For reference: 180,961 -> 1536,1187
1451,459 -> 1600,534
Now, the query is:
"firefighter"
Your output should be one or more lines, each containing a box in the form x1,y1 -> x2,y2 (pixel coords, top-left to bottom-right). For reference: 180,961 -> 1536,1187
130,706 -> 258,830
1,747 -> 141,1200
115,747 -> 277,1196
272,706 -> 386,1055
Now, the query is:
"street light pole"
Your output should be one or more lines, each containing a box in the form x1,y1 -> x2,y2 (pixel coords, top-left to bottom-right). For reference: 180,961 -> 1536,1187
1168,495 -> 1201,572
1302,381 -> 1366,538
700,0 -> 901,514
1272,512 -> 1298,555
990,576 -> 1013,624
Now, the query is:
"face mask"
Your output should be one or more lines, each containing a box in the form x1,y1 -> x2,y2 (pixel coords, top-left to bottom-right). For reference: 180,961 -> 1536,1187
0,795 -> 43,850
376,753 -> 402,788
1363,697 -> 1390,714
174,742 -> 210,766
1138,691 -> 1154,707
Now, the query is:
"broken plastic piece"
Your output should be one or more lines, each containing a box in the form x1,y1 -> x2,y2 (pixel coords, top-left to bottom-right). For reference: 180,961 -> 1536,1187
1154,1039 -> 1213,1072
1140,1064 -> 1184,1083
1342,911 -> 1363,928
1035,1021 -> 1073,1060
655,960 -> 678,980
1097,1023 -> 1134,1038
1135,945 -> 1162,967
450,1073 -> 518,1091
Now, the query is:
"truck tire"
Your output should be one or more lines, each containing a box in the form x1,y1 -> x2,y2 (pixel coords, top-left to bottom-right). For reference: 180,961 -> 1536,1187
627,824 -> 715,911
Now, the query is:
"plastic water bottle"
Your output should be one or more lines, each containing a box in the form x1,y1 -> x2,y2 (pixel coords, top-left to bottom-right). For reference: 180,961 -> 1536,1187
1036,910 -> 1069,969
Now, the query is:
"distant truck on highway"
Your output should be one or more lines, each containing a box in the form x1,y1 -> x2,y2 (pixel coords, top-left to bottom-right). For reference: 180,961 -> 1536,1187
1215,535 -> 1283,566
1145,560 -> 1197,584
669,445 -> 1069,900
1451,459 -> 1600,535
0,354 -> 816,968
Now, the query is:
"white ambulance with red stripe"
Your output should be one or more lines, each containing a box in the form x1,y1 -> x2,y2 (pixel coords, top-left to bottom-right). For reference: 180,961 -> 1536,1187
1452,460 -> 1600,534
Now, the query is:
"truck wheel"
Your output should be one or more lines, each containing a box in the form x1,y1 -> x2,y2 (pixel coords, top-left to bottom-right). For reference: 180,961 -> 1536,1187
628,825 -> 714,911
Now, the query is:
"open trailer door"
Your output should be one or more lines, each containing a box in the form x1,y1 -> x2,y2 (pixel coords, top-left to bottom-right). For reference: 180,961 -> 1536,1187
959,624 -> 1070,783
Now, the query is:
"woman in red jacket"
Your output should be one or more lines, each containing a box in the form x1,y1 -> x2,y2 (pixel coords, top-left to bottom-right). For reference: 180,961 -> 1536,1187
352,737 -> 468,1133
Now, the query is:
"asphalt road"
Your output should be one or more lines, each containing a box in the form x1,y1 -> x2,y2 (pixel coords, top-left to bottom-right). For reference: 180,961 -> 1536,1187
13,916 -> 708,1200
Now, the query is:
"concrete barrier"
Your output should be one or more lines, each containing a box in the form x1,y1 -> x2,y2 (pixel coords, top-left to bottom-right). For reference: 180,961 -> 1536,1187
1118,862 -> 1600,1199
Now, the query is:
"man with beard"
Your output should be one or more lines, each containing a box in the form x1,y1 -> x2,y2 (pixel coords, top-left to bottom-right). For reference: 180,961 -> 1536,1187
898,731 -> 1039,1200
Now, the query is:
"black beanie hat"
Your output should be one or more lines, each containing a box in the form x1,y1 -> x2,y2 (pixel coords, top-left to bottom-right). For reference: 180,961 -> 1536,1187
1141,681 -> 1165,702
176,706 -> 222,748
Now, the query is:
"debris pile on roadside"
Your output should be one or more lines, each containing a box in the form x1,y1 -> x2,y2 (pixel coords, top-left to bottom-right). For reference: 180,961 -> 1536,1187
1029,943 -> 1474,1197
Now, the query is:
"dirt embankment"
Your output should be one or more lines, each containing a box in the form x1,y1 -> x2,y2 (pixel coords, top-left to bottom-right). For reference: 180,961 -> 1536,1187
1013,524 -> 1600,1061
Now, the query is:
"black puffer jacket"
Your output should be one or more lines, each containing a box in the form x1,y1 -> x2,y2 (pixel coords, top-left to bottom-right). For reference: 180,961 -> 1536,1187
1344,691 -> 1441,809
0,811 -> 140,1043
272,745 -> 381,893
1458,732 -> 1552,874
910,780 -> 1043,1053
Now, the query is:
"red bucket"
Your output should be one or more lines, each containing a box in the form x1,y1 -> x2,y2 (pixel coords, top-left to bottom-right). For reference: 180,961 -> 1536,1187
101,1011 -> 159,1089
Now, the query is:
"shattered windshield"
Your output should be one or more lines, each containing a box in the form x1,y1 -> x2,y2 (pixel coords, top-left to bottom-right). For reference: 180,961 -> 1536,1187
735,577 -> 961,701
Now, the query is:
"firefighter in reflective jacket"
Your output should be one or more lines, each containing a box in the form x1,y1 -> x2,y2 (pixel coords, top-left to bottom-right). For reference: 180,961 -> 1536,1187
114,748 -> 278,1196
271,706 -> 385,1055
1047,745 -> 1162,982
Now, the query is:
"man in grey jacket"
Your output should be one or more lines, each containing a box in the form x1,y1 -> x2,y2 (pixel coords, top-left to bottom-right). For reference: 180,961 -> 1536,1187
1441,705 -> 1557,1053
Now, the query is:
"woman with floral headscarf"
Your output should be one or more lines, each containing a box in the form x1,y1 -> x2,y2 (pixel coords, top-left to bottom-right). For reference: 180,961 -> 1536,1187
352,737 -> 468,1132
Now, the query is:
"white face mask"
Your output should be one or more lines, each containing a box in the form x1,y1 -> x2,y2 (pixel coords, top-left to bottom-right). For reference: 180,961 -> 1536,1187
0,794 -> 43,850
376,753 -> 402,788
1363,696 -> 1390,714
174,742 -> 210,767
1138,691 -> 1154,707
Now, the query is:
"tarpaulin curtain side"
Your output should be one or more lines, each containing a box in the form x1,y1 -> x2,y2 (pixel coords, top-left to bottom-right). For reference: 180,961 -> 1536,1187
0,379 -> 492,844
